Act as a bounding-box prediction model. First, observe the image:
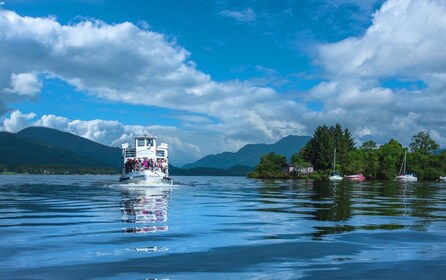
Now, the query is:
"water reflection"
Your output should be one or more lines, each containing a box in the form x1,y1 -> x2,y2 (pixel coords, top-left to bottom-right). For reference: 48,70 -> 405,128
256,179 -> 445,239
120,186 -> 170,251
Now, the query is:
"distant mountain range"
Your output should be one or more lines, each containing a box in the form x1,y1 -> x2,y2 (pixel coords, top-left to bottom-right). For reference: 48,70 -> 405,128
0,127 -> 121,173
0,126 -> 311,176
17,127 -> 121,168
182,135 -> 311,169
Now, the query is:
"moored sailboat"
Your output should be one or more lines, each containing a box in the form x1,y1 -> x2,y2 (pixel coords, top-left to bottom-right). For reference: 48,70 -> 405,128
395,150 -> 417,183
329,148 -> 343,181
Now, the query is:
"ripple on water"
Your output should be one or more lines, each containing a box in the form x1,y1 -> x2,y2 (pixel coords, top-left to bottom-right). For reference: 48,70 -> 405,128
1,175 -> 446,279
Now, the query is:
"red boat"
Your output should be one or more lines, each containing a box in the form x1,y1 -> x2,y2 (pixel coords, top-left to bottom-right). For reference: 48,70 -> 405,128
344,173 -> 366,181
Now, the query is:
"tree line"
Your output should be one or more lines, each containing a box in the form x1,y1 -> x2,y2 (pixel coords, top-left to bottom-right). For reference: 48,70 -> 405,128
0,164 -> 119,175
249,124 -> 446,180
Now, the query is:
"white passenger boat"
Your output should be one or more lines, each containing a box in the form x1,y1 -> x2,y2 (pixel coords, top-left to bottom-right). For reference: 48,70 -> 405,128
119,134 -> 173,185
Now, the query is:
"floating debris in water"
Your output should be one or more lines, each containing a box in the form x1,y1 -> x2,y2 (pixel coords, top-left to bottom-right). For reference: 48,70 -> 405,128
135,246 -> 169,252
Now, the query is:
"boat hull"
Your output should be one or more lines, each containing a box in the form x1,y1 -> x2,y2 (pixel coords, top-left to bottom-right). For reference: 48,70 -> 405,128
345,174 -> 366,181
329,175 -> 343,181
395,175 -> 418,183
119,170 -> 173,185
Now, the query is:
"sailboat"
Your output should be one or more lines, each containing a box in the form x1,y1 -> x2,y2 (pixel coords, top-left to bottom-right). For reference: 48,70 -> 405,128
329,148 -> 343,181
395,150 -> 417,183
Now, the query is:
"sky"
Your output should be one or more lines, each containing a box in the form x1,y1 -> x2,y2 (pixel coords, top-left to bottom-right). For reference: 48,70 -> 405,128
1,0 -> 446,166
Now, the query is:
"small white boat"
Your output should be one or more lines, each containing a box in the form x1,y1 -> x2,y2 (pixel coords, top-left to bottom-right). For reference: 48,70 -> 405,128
345,173 -> 366,181
119,134 -> 173,185
329,148 -> 343,181
329,172 -> 343,181
439,176 -> 446,181
396,173 -> 418,183
395,150 -> 417,183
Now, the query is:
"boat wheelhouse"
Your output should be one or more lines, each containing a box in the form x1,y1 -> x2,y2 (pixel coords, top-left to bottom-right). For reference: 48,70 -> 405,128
120,134 -> 173,185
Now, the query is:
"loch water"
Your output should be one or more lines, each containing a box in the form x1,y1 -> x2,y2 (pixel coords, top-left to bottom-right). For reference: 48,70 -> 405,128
0,175 -> 445,279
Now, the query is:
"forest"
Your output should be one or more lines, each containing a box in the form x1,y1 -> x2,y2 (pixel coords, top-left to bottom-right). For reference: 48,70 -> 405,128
249,124 -> 446,180
0,164 -> 119,175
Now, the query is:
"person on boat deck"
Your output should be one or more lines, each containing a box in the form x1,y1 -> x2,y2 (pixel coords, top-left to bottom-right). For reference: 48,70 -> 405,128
161,159 -> 167,173
125,159 -> 132,173
142,158 -> 149,169
148,159 -> 154,170
132,158 -> 140,171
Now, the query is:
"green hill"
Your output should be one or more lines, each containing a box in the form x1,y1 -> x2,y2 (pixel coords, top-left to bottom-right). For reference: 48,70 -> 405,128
169,164 -> 254,176
182,135 -> 311,169
0,127 -> 121,174
17,127 -> 121,168
0,132 -> 106,166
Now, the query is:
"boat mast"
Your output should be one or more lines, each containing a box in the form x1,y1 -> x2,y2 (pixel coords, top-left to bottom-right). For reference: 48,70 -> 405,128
403,150 -> 407,175
333,148 -> 336,173
399,150 -> 407,175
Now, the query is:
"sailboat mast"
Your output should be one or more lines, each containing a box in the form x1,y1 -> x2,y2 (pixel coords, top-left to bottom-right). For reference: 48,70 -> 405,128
403,150 -> 407,175
333,148 -> 336,173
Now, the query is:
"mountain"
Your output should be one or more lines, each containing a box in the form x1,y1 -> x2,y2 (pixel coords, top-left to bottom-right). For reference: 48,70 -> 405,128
169,165 -> 254,176
0,127 -> 121,174
17,127 -> 121,168
0,131 -> 108,167
182,135 -> 311,169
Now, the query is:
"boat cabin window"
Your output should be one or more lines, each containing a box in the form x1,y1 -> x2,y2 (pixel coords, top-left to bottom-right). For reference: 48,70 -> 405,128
137,139 -> 145,147
156,150 -> 165,157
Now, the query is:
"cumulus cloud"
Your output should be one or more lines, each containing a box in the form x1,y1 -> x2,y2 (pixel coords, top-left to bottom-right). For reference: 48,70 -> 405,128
0,8 -> 306,150
311,0 -> 446,146
4,73 -> 42,97
318,0 -> 446,83
1,0 -> 446,165
33,114 -> 69,131
3,111 -> 36,132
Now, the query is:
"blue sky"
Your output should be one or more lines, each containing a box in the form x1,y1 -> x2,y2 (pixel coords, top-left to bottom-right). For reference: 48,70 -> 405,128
1,0 -> 446,166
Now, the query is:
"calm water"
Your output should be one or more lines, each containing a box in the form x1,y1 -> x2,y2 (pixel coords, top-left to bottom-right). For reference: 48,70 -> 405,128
1,175 -> 445,279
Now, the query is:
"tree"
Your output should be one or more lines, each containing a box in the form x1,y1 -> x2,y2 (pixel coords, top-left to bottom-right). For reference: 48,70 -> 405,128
377,139 -> 404,179
249,152 -> 287,178
360,140 -> 379,178
409,131 -> 439,155
291,152 -> 308,167
301,124 -> 356,172
312,125 -> 335,170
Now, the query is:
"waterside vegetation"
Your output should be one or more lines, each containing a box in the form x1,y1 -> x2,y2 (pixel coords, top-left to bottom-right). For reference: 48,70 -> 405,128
248,124 -> 446,181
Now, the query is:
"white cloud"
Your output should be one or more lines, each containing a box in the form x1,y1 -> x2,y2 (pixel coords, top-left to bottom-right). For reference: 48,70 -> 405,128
3,110 -> 36,132
2,1 -> 446,165
220,8 -> 257,22
318,0 -> 446,83
4,73 -> 42,97
0,8 -> 307,150
310,0 -> 446,147
33,114 -> 70,131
